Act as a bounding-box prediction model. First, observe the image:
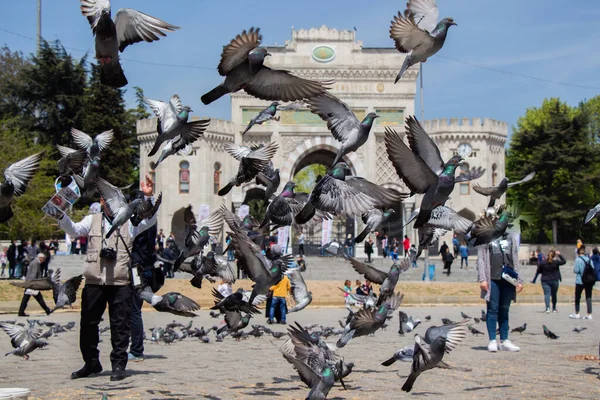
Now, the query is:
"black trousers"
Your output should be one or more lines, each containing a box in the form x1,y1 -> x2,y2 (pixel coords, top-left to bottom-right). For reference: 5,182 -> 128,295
574,282 -> 594,314
19,292 -> 51,315
80,285 -> 133,371
298,244 -> 304,256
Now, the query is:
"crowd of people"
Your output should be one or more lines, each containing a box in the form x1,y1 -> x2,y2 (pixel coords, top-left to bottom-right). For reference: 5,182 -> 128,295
0,239 -> 55,279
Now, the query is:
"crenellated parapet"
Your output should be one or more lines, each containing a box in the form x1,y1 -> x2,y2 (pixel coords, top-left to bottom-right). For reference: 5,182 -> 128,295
423,118 -> 508,145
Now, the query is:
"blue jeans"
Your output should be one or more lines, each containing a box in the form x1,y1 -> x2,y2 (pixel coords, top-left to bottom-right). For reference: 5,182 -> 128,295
461,256 -> 468,267
541,280 -> 559,310
411,260 -> 417,268
129,291 -> 144,357
486,279 -> 515,341
422,264 -> 435,281
269,297 -> 287,323
346,246 -> 354,257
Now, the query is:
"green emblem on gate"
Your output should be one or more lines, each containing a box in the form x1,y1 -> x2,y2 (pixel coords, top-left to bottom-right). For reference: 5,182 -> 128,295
312,45 -> 335,63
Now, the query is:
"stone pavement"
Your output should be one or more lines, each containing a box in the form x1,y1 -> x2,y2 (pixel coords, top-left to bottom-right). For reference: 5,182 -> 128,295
0,305 -> 598,399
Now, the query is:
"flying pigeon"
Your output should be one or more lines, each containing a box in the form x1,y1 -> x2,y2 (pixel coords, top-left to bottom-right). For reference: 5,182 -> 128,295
0,322 -> 47,360
130,192 -> 162,226
406,206 -> 474,235
385,117 -> 483,228
390,0 -> 457,82
72,156 -> 101,198
0,152 -> 44,223
398,311 -> 421,335
144,95 -> 210,161
287,269 -> 312,313
295,162 -> 408,225
343,255 -> 409,305
469,206 -> 513,246
56,145 -> 87,187
242,101 -> 304,135
416,225 -> 446,257
573,327 -> 587,333
218,311 -> 252,335
542,325 -> 559,340
473,172 -> 535,208
260,182 -> 304,229
80,0 -> 180,87
355,208 -> 396,244
94,177 -> 143,238
70,128 -> 114,160
137,285 -> 200,317
219,142 -> 279,196
281,351 -> 335,400
510,323 -> 527,335
187,252 -> 235,289
307,92 -> 379,167
381,346 -> 414,366
255,161 -> 280,200
201,28 -> 331,105
210,287 -> 260,315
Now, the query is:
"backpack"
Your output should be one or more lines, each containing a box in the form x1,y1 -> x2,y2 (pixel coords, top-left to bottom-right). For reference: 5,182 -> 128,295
580,257 -> 597,285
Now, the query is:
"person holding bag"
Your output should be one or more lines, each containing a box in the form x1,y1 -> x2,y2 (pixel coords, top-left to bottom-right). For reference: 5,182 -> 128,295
477,232 -> 523,353
537,250 -> 565,313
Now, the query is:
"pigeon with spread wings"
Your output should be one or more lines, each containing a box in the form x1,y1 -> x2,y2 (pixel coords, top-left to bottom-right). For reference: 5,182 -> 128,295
70,128 -> 114,160
390,0 -> 456,82
287,269 -> 312,313
80,0 -> 179,87
0,152 -> 44,223
201,28 -> 331,105
473,172 -> 535,208
94,177 -> 144,238
0,322 -> 47,360
219,142 -> 279,196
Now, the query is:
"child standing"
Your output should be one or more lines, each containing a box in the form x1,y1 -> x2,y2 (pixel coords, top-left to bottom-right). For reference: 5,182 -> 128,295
0,248 -> 7,277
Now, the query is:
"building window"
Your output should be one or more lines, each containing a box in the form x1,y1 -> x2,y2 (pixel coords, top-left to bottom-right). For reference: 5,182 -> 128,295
213,162 -> 221,194
460,163 -> 470,195
179,161 -> 190,193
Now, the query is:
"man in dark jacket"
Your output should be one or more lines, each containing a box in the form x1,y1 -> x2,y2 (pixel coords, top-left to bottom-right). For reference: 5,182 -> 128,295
18,253 -> 51,316
7,240 -> 16,278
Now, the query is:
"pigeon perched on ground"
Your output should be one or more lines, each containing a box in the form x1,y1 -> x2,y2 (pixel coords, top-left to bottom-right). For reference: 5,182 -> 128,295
385,118 -> 483,228
481,310 -> 487,322
573,327 -> 587,333
355,208 -> 396,244
287,269 -> 312,313
460,312 -> 470,319
80,0 -> 180,88
337,293 -> 403,348
242,102 -> 303,135
468,326 -> 484,336
511,323 -> 527,335
398,311 -> 421,335
255,161 -> 280,200
295,162 -> 407,224
0,152 -> 44,223
144,95 -> 210,162
441,318 -> 454,326
344,256 -> 409,305
307,93 -> 379,167
473,172 -> 535,208
219,142 -> 279,196
402,319 -> 469,392
94,177 -> 143,238
0,322 -> 47,360
473,317 -> 480,324
56,145 -> 87,186
137,286 -> 200,317
381,346 -> 414,366
209,310 -> 220,319
201,28 -> 331,105
70,128 -> 114,160
543,325 -> 559,339
424,315 -> 431,321
390,0 -> 457,82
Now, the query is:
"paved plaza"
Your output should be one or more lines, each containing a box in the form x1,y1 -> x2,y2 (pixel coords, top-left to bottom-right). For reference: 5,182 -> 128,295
0,304 -> 598,399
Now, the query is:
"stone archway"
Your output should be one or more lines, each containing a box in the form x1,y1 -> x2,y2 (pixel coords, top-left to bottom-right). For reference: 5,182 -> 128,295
280,136 -> 366,182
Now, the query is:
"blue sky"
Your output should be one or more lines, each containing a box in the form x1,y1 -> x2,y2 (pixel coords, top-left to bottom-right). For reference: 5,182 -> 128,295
1,0 -> 599,141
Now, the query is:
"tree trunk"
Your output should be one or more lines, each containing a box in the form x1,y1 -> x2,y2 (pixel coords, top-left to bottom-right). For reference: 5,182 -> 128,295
552,220 -> 558,244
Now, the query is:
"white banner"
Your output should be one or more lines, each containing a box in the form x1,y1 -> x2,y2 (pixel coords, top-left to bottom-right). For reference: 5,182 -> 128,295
321,219 -> 333,246
278,226 -> 290,254
198,204 -> 210,222
237,204 -> 250,220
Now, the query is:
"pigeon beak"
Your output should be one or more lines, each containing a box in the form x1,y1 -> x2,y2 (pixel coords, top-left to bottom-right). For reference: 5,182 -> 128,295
452,22 -> 458,26
374,114 -> 380,119
266,52 -> 272,57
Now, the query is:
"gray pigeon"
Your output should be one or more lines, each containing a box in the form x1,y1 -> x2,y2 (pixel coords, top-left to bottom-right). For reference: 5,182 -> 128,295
255,161 -> 280,200
70,128 -> 114,160
218,311 -> 252,334
259,182 -> 304,229
188,252 -> 236,289
0,322 -> 47,360
12,269 -> 85,313
385,117 -> 484,228
219,142 -> 279,196
73,156 -> 101,197
573,326 -> 587,333
405,205 -> 473,234
243,102 -> 304,135
355,208 -> 395,243
287,269 -> 312,313
201,28 -> 331,105
94,177 -> 143,238
0,152 -> 44,223
390,0 -> 457,82
144,95 -> 210,160
307,93 -> 379,167
56,145 -> 87,186
282,353 -> 335,400
80,0 -> 179,87
295,162 -> 408,224
137,286 -> 200,317
381,346 -> 414,366
398,311 -> 421,335
473,172 -> 535,208
344,255 -> 409,305
468,325 -> 484,336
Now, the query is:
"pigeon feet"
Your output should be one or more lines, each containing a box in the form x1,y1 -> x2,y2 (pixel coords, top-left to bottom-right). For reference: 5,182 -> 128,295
98,57 -> 113,65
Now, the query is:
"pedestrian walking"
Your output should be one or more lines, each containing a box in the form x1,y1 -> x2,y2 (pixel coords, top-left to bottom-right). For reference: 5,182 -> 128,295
570,245 -> 595,320
18,253 -> 51,316
537,250 -> 564,313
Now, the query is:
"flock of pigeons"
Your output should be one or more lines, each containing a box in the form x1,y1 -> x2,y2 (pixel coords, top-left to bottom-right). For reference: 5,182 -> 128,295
1,0 -> 600,396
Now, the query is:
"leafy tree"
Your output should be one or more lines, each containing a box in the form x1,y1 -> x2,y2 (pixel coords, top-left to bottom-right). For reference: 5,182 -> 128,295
294,164 -> 328,193
506,98 -> 600,243
0,46 -> 29,118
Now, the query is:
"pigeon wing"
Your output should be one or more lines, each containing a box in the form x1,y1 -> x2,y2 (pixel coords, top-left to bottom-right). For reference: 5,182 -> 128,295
80,0 -> 111,33
345,176 -> 409,207
471,183 -> 497,196
170,207 -> 188,250
224,143 -> 253,161
507,171 -> 536,187
93,130 -> 114,153
181,119 -> 210,143
114,8 -> 180,53
390,12 -> 433,53
428,206 -> 473,233
94,177 -> 127,216
4,152 -> 44,196
405,116 -> 445,175
442,319 -> 469,353
343,255 -> 388,284
64,275 -> 84,304
307,93 -> 360,142
56,145 -> 87,174
385,127 -> 437,193
406,0 -> 440,33
455,166 -> 486,183
168,94 -> 184,115
288,269 -> 309,304
10,278 -> 53,291
282,354 -> 321,388
0,323 -> 41,349
245,67 -> 332,103
218,28 -> 262,76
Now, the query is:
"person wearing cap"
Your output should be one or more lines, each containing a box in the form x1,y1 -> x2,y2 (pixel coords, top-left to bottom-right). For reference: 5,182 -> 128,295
58,175 -> 156,382
18,252 -> 51,316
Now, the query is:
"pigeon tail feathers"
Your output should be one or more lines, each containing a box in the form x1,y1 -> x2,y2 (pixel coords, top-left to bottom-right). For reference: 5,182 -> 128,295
201,85 -> 230,105
100,60 -> 127,88
395,53 -> 412,84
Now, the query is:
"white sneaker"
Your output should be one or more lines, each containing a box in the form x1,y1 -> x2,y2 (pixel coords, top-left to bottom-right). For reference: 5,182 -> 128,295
569,314 -> 581,319
545,308 -> 550,313
583,315 -> 593,320
488,340 -> 498,352
499,340 -> 520,352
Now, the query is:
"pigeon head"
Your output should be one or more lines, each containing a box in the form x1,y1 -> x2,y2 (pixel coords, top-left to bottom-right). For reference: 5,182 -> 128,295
434,17 -> 457,35
248,48 -> 270,64
330,162 -> 351,180
177,106 -> 192,122
361,112 -> 380,127
281,181 -> 296,197
442,155 -> 463,174
268,101 -> 280,109
383,208 -> 396,218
